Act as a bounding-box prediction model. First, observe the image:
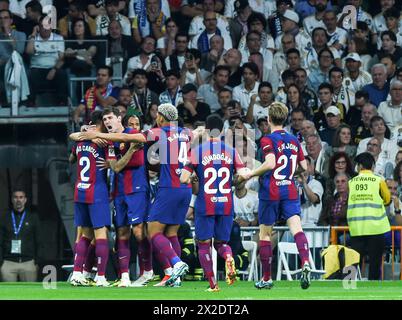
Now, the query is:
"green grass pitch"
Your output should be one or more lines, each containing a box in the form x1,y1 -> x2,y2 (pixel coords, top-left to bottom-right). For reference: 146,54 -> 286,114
0,281 -> 402,300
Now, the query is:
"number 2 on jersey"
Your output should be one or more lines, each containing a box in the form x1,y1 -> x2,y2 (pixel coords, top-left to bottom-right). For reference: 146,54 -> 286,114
79,156 -> 90,182
273,154 -> 297,180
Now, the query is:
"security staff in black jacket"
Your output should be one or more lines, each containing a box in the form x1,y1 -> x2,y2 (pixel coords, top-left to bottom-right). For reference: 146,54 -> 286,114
0,190 -> 40,282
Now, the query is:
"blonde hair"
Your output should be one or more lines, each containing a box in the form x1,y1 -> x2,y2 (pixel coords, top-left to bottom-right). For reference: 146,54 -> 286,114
268,102 -> 289,126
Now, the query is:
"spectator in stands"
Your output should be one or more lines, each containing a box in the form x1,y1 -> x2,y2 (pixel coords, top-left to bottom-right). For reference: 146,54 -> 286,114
16,1 -> 42,37
324,123 -> 357,162
0,189 -> 40,282
352,102 -> 378,145
275,69 -> 296,105
177,83 -> 210,128
295,67 -> 318,112
197,65 -> 230,112
362,63 -> 390,107
164,32 -> 189,72
330,66 -> 355,113
228,0 -> 251,49
125,36 -> 157,76
107,20 -> 139,75
324,152 -> 355,198
378,79 -> 402,135
26,16 -> 68,107
357,115 -> 397,164
323,10 -> 348,56
200,34 -> 225,73
88,0 -> 126,18
385,179 -> 402,248
285,108 -> 305,139
117,86 -> 134,111
370,31 -> 402,69
213,87 -> 232,122
190,11 -> 232,53
245,82 -> 273,127
73,65 -> 119,124
346,90 -> 369,129
380,54 -> 398,82
343,52 -> 373,94
285,84 -> 312,121
158,18 -> 179,58
143,102 -> 158,130
372,0 -> 397,46
337,0 -> 373,32
129,0 -> 171,44
319,106 -> 342,146
159,69 -> 182,106
233,62 -> 260,113
302,0 -> 327,36
307,48 -> 334,93
64,19 -> 97,78
96,0 -> 131,37
268,0 -> 293,40
272,34 -> 297,81
126,69 -> 159,116
285,48 -> 303,73
366,136 -> 394,178
319,172 -> 349,227
179,48 -> 206,87
217,48 -> 242,88
300,119 -> 327,155
306,133 -> 326,175
233,178 -> 258,228
58,1 -> 97,38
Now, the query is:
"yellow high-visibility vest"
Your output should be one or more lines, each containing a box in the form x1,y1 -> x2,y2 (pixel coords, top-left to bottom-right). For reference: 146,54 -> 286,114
347,170 -> 390,236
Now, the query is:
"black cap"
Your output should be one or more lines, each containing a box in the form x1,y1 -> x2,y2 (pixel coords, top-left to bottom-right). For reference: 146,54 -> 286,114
234,0 -> 249,12
181,83 -> 198,94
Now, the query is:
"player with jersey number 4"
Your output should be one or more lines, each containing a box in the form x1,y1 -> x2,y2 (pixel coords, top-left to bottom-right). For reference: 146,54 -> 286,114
239,102 -> 312,290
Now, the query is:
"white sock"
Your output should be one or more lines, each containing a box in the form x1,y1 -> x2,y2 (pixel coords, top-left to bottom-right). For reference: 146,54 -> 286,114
121,272 -> 130,281
72,271 -> 82,278
164,267 -> 173,276
143,270 -> 153,277
83,271 -> 91,279
96,275 -> 106,282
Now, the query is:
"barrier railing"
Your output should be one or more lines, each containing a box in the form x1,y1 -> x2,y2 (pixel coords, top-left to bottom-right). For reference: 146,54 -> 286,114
330,226 -> 402,280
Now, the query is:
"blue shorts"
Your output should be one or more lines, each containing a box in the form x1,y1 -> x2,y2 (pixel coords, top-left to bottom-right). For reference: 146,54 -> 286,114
113,192 -> 149,228
258,199 -> 301,226
148,187 -> 192,225
195,214 -> 233,241
74,202 -> 111,229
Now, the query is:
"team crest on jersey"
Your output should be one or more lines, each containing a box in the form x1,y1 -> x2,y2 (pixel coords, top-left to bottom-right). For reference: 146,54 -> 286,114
108,146 -> 115,157
175,168 -> 182,175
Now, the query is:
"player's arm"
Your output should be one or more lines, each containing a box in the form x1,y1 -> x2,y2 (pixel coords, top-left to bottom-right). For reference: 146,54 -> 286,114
77,131 -> 147,143
249,153 -> 276,178
379,179 -> 391,206
180,168 -> 193,184
106,144 -> 141,173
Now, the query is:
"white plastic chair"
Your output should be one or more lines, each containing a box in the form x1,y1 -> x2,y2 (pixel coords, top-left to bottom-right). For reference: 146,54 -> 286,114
238,240 -> 259,281
276,242 -> 326,281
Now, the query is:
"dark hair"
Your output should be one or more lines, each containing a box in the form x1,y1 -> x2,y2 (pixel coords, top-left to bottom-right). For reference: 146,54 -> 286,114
186,48 -> 201,61
318,82 -> 334,93
247,12 -> 267,30
175,32 -> 188,42
380,53 -> 397,64
369,115 -> 385,129
214,64 -> 231,75
393,161 -> 402,183
318,47 -> 334,60
286,48 -> 300,57
257,117 -> 268,125
144,103 -> 158,126
246,30 -> 262,41
132,68 -> 148,78
25,1 -> 42,13
281,69 -> 295,82
12,188 -> 26,196
329,66 -> 344,78
119,85 -> 131,93
218,87 -> 232,95
102,106 -> 120,118
165,69 -> 181,79
70,18 -> 92,39
242,62 -> 259,77
123,113 -> 143,129
332,123 -> 352,148
355,152 -> 375,170
106,0 -> 119,6
0,9 -> 12,18
328,151 -> 355,179
356,21 -> 369,31
97,65 -> 113,77
312,27 -> 328,40
141,35 -> 156,45
294,67 -> 307,76
165,17 -> 177,27
258,81 -> 273,92
384,7 -> 400,20
90,110 -> 104,125
206,114 -> 224,135
381,30 -> 397,42
355,90 -> 369,100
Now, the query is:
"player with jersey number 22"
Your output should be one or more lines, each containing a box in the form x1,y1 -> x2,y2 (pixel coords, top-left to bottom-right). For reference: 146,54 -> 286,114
239,102 -> 312,290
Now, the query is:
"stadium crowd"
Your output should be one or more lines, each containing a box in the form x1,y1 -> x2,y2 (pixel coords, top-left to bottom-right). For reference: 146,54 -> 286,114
1,0 -> 402,284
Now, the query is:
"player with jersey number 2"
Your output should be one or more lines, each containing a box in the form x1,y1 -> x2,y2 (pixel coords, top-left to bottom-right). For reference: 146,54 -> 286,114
77,103 -> 200,287
180,115 -> 250,292
239,102 -> 312,290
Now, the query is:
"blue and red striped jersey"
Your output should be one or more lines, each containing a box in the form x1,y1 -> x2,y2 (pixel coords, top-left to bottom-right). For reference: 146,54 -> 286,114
259,130 -> 305,201
113,128 -> 149,197
73,141 -> 116,204
184,139 -> 245,216
142,125 -> 192,189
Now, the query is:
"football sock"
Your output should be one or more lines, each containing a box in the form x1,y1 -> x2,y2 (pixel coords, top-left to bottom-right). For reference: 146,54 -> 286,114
117,239 -> 130,274
73,236 -> 91,272
138,238 -> 153,274
294,232 -> 310,266
259,240 -> 272,281
198,242 -> 216,288
83,243 -> 96,273
95,239 -> 109,277
151,233 -> 181,267
213,242 -> 233,260
167,235 -> 181,258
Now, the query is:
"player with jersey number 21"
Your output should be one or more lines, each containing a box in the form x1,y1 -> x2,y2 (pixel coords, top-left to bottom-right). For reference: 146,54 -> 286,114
239,102 -> 312,290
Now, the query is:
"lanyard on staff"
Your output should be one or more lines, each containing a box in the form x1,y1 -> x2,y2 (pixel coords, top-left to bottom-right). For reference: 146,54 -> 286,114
11,211 -> 26,237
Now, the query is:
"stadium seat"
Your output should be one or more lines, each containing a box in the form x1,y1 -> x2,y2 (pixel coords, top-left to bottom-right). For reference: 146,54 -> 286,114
238,240 -> 259,282
276,242 -> 326,281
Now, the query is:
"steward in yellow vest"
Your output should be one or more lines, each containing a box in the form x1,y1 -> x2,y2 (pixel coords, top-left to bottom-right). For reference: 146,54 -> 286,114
347,152 -> 391,280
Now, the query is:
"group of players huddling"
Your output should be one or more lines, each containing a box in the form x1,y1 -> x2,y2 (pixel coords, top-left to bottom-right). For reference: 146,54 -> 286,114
68,101 -> 312,291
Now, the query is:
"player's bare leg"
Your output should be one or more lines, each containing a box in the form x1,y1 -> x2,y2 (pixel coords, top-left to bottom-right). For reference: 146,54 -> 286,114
213,240 -> 236,286
131,223 -> 154,287
198,240 -> 219,292
71,227 -> 94,286
148,221 -> 188,286
93,227 -> 111,287
114,226 -> 131,287
255,224 -> 274,290
287,215 -> 311,289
